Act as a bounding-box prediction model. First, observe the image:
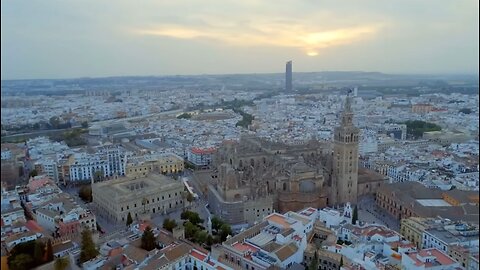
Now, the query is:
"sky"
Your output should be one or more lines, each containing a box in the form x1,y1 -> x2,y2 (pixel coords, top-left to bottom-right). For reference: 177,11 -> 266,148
1,0 -> 479,80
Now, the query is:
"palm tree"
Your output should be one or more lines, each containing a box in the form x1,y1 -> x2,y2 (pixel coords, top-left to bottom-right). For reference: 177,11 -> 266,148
54,256 -> 70,270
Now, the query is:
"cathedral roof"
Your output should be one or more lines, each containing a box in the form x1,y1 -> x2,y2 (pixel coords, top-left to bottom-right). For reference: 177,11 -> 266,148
290,160 -> 313,173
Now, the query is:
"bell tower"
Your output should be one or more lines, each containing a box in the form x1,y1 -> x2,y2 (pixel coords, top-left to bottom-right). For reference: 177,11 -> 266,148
331,92 -> 359,205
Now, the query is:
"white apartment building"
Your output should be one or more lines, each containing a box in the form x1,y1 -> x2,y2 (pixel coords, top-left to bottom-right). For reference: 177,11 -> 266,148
69,145 -> 126,181
212,207 -> 317,270
423,223 -> 479,254
187,147 -> 215,167
35,159 -> 59,182
401,248 -> 461,270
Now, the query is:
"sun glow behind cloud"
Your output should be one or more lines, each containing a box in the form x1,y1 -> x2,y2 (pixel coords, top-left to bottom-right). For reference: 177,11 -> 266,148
2,0 -> 477,79
134,22 -> 380,56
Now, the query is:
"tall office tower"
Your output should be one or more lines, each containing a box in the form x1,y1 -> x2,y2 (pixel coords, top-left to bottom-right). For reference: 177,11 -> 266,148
285,61 -> 292,91
331,93 -> 360,205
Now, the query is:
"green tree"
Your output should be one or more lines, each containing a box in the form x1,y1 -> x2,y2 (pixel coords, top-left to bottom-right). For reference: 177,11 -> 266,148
54,256 -> 70,270
45,238 -> 54,262
352,205 -> 358,225
126,212 -> 133,227
93,170 -> 104,182
163,218 -> 177,232
80,229 -> 99,263
206,234 -> 214,247
78,186 -> 92,202
219,223 -> 232,242
49,116 -> 61,129
33,240 -> 45,264
211,216 -> 223,232
186,193 -> 194,204
403,120 -> 441,138
184,221 -> 199,239
9,253 -> 34,270
8,240 -> 36,256
29,169 -> 38,178
308,250 -> 318,270
459,108 -> 472,114
177,113 -> 192,119
194,230 -> 208,244
81,121 -> 89,128
141,226 -> 156,251
181,210 -> 203,226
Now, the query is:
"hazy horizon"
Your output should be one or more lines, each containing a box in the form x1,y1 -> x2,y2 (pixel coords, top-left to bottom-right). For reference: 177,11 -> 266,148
1,70 -> 479,82
1,0 -> 478,80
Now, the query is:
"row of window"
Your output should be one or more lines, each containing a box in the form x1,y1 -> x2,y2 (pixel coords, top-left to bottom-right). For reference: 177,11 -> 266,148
120,202 -> 182,221
120,193 -> 181,212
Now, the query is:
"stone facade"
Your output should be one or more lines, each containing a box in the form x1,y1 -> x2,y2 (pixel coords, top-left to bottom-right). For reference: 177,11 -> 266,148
330,96 -> 359,205
126,153 -> 184,177
207,95 -> 373,225
92,173 -> 184,224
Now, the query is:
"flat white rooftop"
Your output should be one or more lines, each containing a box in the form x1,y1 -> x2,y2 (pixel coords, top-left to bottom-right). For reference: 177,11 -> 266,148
416,199 -> 452,207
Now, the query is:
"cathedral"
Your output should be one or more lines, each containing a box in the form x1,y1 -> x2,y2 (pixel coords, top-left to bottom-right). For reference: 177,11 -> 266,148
207,94 -> 371,226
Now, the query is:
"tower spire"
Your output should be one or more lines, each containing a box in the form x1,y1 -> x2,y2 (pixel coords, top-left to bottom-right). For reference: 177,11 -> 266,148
341,91 -> 354,126
344,90 -> 353,113
331,89 -> 359,206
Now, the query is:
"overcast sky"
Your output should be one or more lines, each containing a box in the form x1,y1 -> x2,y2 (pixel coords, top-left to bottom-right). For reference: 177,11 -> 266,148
1,0 -> 478,80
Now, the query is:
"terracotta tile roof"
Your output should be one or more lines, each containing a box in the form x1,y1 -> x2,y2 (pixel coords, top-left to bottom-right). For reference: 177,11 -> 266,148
407,248 -> 457,267
5,231 -> 37,244
163,243 -> 192,262
142,253 -> 170,270
267,214 -> 291,228
274,243 -> 298,262
52,240 -> 75,255
157,230 -> 175,246
232,242 -> 259,253
27,176 -> 54,193
190,249 -> 207,261
191,147 -> 216,154
123,245 -> 148,263
108,247 -> 123,258
25,220 -> 44,233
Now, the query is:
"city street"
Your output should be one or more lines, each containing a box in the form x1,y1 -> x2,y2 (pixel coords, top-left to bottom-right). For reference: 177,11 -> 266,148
357,195 -> 400,232
150,170 -> 211,229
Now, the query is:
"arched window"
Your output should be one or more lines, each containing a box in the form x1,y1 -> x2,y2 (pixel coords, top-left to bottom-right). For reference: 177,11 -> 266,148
250,158 -> 255,167
283,182 -> 287,191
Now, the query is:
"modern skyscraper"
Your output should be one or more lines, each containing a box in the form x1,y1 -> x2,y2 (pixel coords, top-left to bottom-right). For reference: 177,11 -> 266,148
285,60 -> 292,91
331,92 -> 360,205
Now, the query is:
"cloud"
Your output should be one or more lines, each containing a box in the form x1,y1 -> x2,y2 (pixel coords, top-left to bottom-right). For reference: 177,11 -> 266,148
1,0 -> 478,79
134,21 -> 380,56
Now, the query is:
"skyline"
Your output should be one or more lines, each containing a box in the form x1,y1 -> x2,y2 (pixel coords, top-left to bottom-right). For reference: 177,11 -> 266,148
1,0 -> 479,80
